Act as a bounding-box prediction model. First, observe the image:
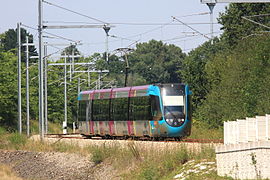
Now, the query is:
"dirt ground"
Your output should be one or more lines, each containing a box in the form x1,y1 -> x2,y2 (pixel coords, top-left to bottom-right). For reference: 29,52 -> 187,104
0,150 -> 116,180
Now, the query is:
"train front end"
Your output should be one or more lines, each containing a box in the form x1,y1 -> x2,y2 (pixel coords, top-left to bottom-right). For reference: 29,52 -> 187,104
152,84 -> 192,138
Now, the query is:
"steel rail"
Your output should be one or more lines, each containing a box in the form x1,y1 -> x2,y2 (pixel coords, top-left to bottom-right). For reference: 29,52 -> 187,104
45,134 -> 223,143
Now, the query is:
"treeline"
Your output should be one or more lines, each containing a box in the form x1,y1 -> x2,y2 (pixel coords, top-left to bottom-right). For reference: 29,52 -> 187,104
181,3 -> 270,128
0,3 -> 269,131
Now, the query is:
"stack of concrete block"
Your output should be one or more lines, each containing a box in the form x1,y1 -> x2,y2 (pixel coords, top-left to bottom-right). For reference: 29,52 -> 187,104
247,117 -> 256,142
256,116 -> 267,141
217,115 -> 270,179
237,119 -> 247,143
216,141 -> 270,179
223,115 -> 270,144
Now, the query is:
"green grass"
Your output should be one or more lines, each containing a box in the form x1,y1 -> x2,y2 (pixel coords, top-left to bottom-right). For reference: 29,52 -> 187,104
89,145 -> 112,165
0,123 -> 227,180
121,144 -> 222,180
0,126 -> 6,135
189,123 -> 223,140
0,134 -> 227,180
0,129 -> 27,150
7,133 -> 27,150
27,120 -> 62,135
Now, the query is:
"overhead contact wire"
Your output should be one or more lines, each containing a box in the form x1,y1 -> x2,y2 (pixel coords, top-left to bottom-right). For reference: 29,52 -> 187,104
43,1 -> 108,25
21,24 -> 80,43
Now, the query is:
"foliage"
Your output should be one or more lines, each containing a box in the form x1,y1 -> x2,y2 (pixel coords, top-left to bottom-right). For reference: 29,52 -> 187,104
0,52 -> 18,128
0,130 -> 223,180
188,123 -> 223,140
0,127 -> 6,135
125,145 -> 219,180
90,145 -> 110,165
180,38 -> 227,110
0,28 -> 39,131
129,40 -> 186,84
218,3 -> 270,47
88,144 -> 136,165
8,133 -> 27,148
0,28 -> 38,62
196,35 -> 270,128
61,44 -> 80,56
61,44 -> 81,62
1,3 -> 270,131
181,3 -> 270,128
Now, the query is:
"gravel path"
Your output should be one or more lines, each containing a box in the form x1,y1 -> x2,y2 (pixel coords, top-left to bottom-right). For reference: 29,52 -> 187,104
0,150 -> 96,180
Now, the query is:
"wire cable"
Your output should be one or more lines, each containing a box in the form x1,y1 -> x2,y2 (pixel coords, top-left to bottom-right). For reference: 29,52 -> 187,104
244,13 -> 270,18
43,1 -> 108,25
44,20 -> 219,26
172,16 -> 211,40
21,23 -> 81,43
242,16 -> 270,30
174,12 -> 210,18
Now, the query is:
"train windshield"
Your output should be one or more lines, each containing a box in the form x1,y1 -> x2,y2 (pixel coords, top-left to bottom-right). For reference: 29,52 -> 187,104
159,84 -> 186,127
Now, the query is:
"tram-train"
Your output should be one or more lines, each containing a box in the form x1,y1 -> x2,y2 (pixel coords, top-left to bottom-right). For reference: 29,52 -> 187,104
77,83 -> 192,139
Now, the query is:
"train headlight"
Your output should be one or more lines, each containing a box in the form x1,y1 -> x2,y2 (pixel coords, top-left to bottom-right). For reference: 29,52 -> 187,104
165,118 -> 185,127
177,119 -> 185,122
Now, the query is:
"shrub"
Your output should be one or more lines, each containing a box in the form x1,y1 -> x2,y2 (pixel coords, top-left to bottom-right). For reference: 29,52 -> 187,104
8,133 -> 27,150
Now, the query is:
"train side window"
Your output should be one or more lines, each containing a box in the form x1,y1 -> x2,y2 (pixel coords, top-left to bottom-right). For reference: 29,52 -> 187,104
100,99 -> 110,121
92,100 -> 99,121
150,95 -> 162,120
130,96 -> 151,121
78,101 -> 87,122
92,99 -> 110,121
112,97 -> 128,121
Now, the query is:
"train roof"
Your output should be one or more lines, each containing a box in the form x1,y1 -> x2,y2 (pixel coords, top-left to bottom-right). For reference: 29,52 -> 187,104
80,84 -> 150,95
78,84 -> 188,100
78,85 -> 151,100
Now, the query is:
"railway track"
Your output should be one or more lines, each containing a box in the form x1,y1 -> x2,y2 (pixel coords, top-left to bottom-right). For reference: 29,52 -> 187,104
45,133 -> 223,144
28,134 -> 223,153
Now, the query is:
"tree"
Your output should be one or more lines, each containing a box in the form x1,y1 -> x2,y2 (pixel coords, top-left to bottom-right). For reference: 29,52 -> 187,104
129,40 -> 186,84
61,45 -> 80,56
218,3 -> 270,47
0,52 -> 18,128
180,38 -> 227,110
196,35 -> 270,128
0,28 -> 38,62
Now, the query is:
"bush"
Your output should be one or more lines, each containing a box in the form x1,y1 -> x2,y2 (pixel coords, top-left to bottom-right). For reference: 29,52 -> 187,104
0,127 -> 6,135
196,35 -> 270,127
91,147 -> 104,165
8,133 -> 27,150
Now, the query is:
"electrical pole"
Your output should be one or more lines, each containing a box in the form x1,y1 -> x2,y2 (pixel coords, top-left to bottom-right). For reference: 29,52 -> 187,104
23,37 -> 36,137
17,22 -> 22,134
69,55 -> 72,82
207,3 -> 215,43
98,72 -> 101,89
103,26 -> 111,62
115,48 -> 133,87
124,53 -> 129,87
64,53 -> 68,134
71,48 -> 75,82
78,77 -> 81,96
44,44 -> 48,134
38,0 -> 44,140
88,66 -> 91,88
26,36 -> 30,137
77,77 -> 80,127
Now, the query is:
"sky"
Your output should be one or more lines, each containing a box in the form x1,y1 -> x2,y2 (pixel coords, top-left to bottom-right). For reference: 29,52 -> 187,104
0,0 -> 229,58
